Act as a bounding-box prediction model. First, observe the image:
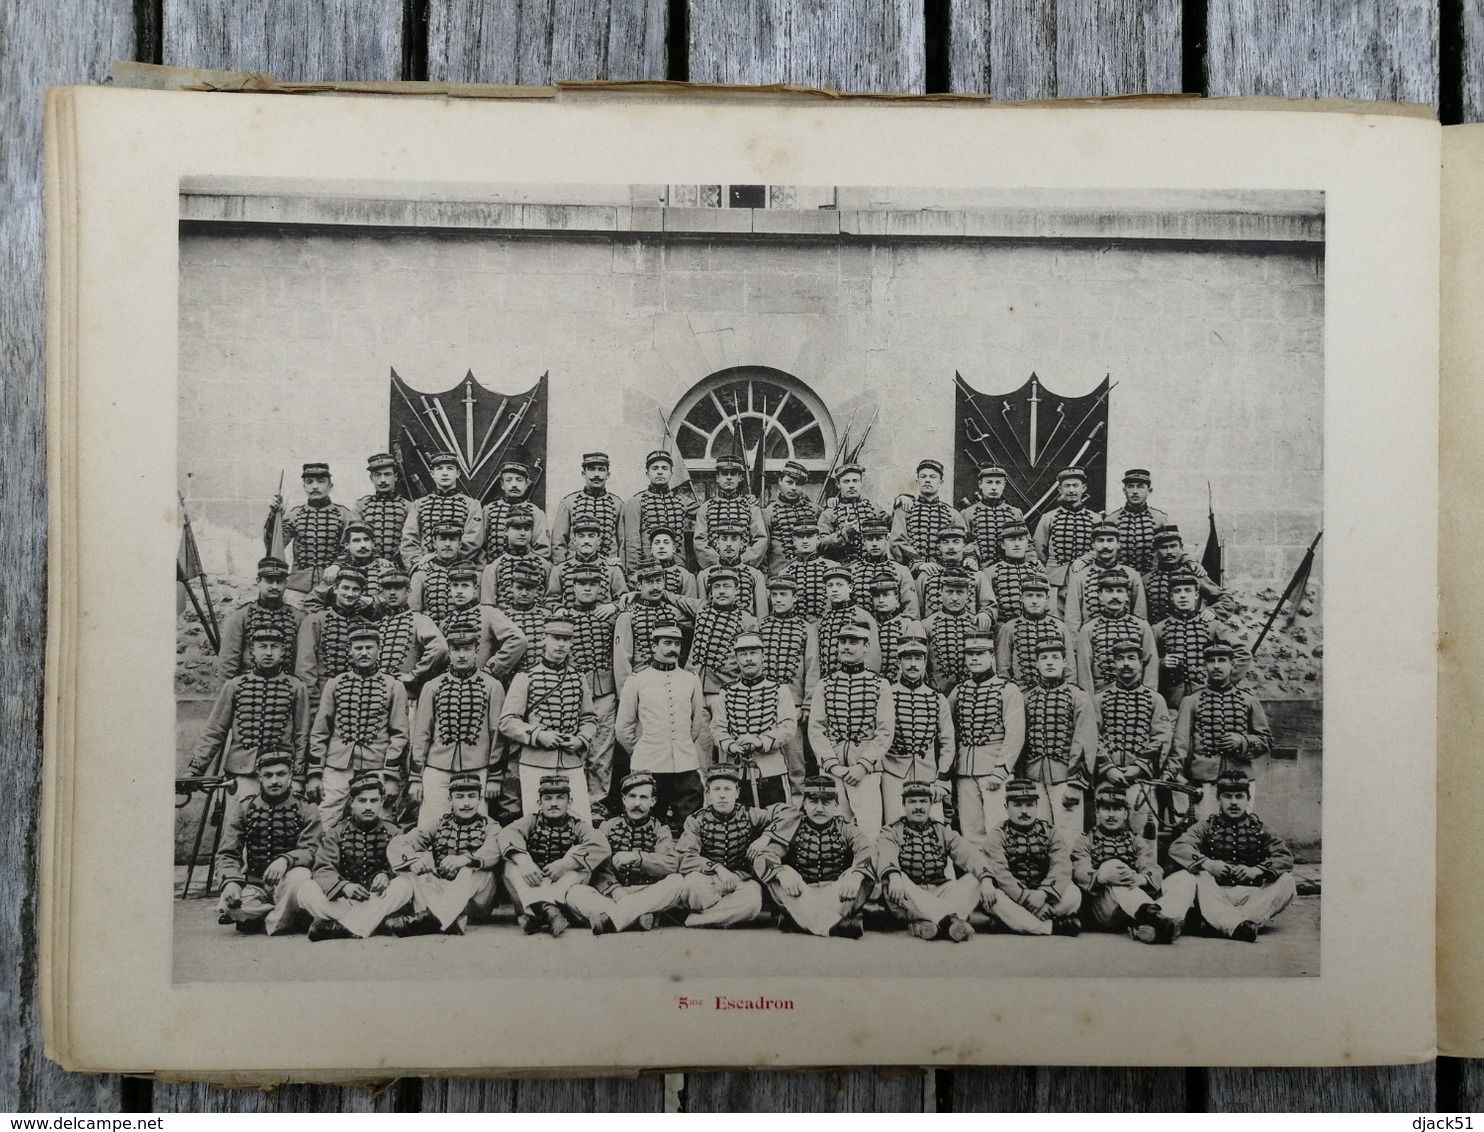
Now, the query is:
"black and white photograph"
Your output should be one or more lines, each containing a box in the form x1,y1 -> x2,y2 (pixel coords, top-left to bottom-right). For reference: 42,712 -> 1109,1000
171,177 -> 1324,983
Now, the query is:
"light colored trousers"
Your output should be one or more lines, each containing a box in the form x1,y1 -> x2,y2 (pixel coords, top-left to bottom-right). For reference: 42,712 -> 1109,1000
1159,870 -> 1296,936
989,886 -> 1083,935
781,729 -> 808,796
417,765 -> 489,832
1082,884 -> 1156,931
588,692 -> 617,799
590,871 -> 764,928
518,764 -> 592,822
565,881 -> 668,931
768,876 -> 870,937
296,875 -> 416,937
217,866 -> 315,935
884,874 -> 983,927
1034,781 -> 1086,841
503,868 -> 584,914
834,771 -> 884,840
407,866 -> 498,929
955,775 -> 1008,839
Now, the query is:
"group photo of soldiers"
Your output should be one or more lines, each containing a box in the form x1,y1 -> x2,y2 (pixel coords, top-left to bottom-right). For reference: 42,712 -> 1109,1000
177,445 -> 1304,955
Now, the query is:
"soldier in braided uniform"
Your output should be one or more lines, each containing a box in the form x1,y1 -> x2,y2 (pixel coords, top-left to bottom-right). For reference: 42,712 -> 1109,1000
816,566 -> 881,680
889,458 -> 966,573
682,567 -> 761,699
710,631 -> 798,806
213,748 -> 322,935
306,625 -> 410,824
757,577 -> 819,793
297,772 -> 415,941
982,523 -> 1048,625
660,763 -> 778,929
1152,572 -> 1249,710
386,773 -> 502,935
644,526 -> 698,598
981,777 -> 1083,936
755,776 -> 875,938
480,503 -> 552,609
408,628 -> 505,831
762,460 -> 819,576
567,772 -> 680,935
498,775 -> 609,938
216,556 -> 304,681
696,522 -> 768,619
868,574 -> 922,685
1071,784 -> 1179,944
372,569 -> 447,698
819,463 -> 876,564
302,521 -> 398,619
961,464 -> 1027,568
270,462 -> 357,595
565,566 -> 621,812
950,631 -> 1027,840
1021,639 -> 1098,840
190,625 -> 310,829
352,452 -> 409,566
777,513 -> 835,620
922,568 -> 995,695
915,526 -> 992,619
849,514 -> 919,619
615,620 -> 708,835
294,566 -> 372,717
1171,643 -> 1274,820
808,619 -> 895,839
621,450 -> 696,578
1074,572 -> 1157,694
1161,771 -> 1296,942
614,560 -> 694,697
876,781 -> 996,942
547,516 -> 628,607
1144,525 -> 1229,625
1093,640 -> 1174,829
551,451 -> 625,565
481,460 -> 552,564
1063,521 -> 1149,634
438,565 -> 529,684
495,560 -> 551,676
995,576 -> 1076,690
409,521 -> 467,627
1104,469 -> 1172,576
399,451 -> 484,567
883,630 -> 954,825
1033,466 -> 1102,615
693,453 -> 768,570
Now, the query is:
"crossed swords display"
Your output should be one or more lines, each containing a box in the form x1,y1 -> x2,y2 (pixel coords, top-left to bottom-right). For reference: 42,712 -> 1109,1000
392,373 -> 545,501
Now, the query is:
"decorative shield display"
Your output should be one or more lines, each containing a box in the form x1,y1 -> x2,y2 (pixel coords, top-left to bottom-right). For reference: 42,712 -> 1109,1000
388,369 -> 549,507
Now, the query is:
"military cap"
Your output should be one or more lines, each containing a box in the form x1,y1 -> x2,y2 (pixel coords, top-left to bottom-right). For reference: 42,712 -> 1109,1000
543,609 -> 576,634
337,567 -> 368,587
432,521 -> 464,539
342,519 -> 375,540
836,462 -> 865,478
255,746 -> 295,771
448,772 -> 483,795
867,574 -> 901,593
859,513 -> 891,536
999,523 -> 1031,541
901,781 -> 935,800
766,575 -> 798,591
1153,525 -> 1183,546
498,461 -> 531,479
504,503 -> 535,527
649,619 -> 684,641
938,566 -> 972,589
732,631 -> 765,652
249,625 -> 286,645
1097,571 -> 1131,590
1034,638 -> 1067,656
1094,784 -> 1130,807
428,452 -> 460,469
366,452 -> 397,472
613,773 -> 655,796
301,462 -> 331,478
822,564 -> 853,585
1109,640 -> 1143,657
916,458 -> 946,476
445,628 -> 481,649
448,565 -> 480,585
646,524 -> 679,543
1056,466 -> 1087,483
1122,468 -> 1152,485
1020,577 -> 1050,593
645,450 -> 674,468
710,521 -> 747,539
802,775 -> 839,799
1091,521 -> 1120,538
349,770 -> 385,796
837,618 -> 873,642
568,563 -> 606,585
1168,572 -> 1201,590
779,460 -> 809,481
713,453 -> 746,473
1004,777 -> 1039,801
706,566 -> 740,590
896,630 -> 929,656
581,451 -> 610,468
380,569 -> 410,587
977,464 -> 1008,479
705,762 -> 745,784
507,560 -> 543,583
633,557 -> 667,580
347,625 -> 380,645
257,555 -> 290,578
791,515 -> 827,536
571,516 -> 604,534
537,774 -> 572,796
1214,770 -> 1251,795
936,526 -> 967,542
963,632 -> 997,653
1203,642 -> 1235,660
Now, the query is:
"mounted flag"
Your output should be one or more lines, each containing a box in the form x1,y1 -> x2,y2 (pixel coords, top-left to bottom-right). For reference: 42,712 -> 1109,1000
1201,482 -> 1224,587
177,493 -> 221,653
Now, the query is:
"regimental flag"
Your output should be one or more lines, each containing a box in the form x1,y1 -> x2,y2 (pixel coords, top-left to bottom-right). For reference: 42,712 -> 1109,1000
389,369 -> 549,507
1253,530 -> 1323,654
177,493 -> 220,652
1201,482 -> 1224,587
953,372 -> 1112,526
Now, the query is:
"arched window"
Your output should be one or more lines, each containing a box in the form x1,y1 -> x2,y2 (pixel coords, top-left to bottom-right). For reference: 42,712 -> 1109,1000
669,368 -> 837,478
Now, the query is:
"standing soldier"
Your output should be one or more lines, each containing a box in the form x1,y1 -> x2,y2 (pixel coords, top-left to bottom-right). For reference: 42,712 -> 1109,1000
568,771 -> 680,935
550,451 -> 624,564
981,777 -> 1084,937
302,521 -> 398,618
867,575 -> 920,684
408,628 -> 505,831
882,630 -> 955,825
481,460 -> 551,564
498,776 -> 609,938
1075,573 -> 1158,694
613,560 -> 692,697
695,523 -> 767,619
305,625 -> 410,823
1093,642 -> 1174,823
758,576 -> 818,794
1063,521 -> 1148,634
216,556 -> 304,681
272,462 -> 356,595
644,526 -> 698,598
1153,573 -> 1248,710
496,560 -> 551,675
889,459 -> 966,573
385,773 -> 502,936
876,780 -> 997,943
1033,466 -> 1101,614
436,565 -> 529,683
761,460 -> 818,575
399,452 -> 484,567
372,569 -> 447,697
1144,525 -> 1228,625
776,513 -> 834,621
1170,643 -> 1274,819
710,631 -> 798,806
294,566 -> 371,716
961,464 -> 1026,568
1071,785 -> 1178,944
982,523 -> 1047,626
922,568 -> 995,695
949,632 -> 1027,840
755,776 -> 875,938
684,568 -> 761,705
479,503 -> 551,609
819,463 -> 876,564
693,454 -> 768,570
409,522 -> 467,626
816,566 -> 880,680
850,514 -> 919,618
915,527 -> 991,619
995,577 -> 1076,690
1104,468 -> 1171,575
621,450 -> 696,577
547,516 -> 628,607
808,619 -> 895,838
566,567 -> 621,813
1021,639 -> 1098,840
297,772 -> 415,941
353,453 -> 410,566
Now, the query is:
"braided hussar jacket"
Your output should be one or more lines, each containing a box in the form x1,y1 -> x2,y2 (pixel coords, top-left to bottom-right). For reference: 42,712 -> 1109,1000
781,554 -> 833,620
1062,558 -> 1148,634
885,679 -> 953,781
308,669 -> 410,778
872,611 -> 918,684
569,604 -> 618,696
552,487 -> 623,562
710,677 -> 798,782
294,604 -> 371,703
697,561 -> 766,619
1143,557 -> 1223,624
763,495 -> 819,572
192,669 -> 310,778
916,562 -> 987,619
877,818 -> 989,888
1070,825 -> 1161,896
413,668 -> 504,776
282,500 -> 354,572
499,661 -> 598,771
1034,504 -> 1101,577
548,554 -> 627,608
677,804 -> 773,875
921,609 -> 993,694
215,792 -> 321,888
353,492 -> 410,564
216,599 -> 305,681
816,603 -> 881,679
693,491 -> 767,570
1171,682 -> 1274,784
984,818 -> 1075,903
995,614 -> 1075,689
807,664 -> 895,774
400,489 -> 482,564
985,556 -> 1048,624
435,602 -> 530,683
819,495 -> 876,561
1075,613 -> 1157,693
388,813 -> 500,873
1093,683 -> 1172,778
411,557 -> 460,625
889,496 -> 964,566
502,602 -> 549,674
481,498 -> 552,563
480,551 -> 551,609
374,608 -> 447,684
759,612 -> 815,704
1169,811 -> 1294,886
687,605 -> 758,693
962,498 -> 1026,565
1022,678 -> 1097,786
312,814 -> 398,897
621,487 -> 693,576
754,810 -> 875,886
949,673 -> 1026,778
592,815 -> 678,892
850,556 -> 920,619
1105,504 -> 1172,575
612,598 -> 677,693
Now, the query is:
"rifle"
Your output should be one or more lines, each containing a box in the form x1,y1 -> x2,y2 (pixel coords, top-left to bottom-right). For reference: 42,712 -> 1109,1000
175,767 -> 237,900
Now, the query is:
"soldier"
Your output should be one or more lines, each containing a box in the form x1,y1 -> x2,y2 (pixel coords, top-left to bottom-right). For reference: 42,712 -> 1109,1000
408,522 -> 466,625
437,565 -> 529,683
981,778 -> 1083,937
306,625 -> 410,823
1170,643 -> 1274,819
755,776 -> 875,938
819,463 -> 876,564
386,773 -> 501,936
889,459 -> 965,572
481,460 -> 552,564
496,560 -> 550,675
294,566 -> 371,715
882,630 -> 954,825
695,523 -> 767,619
1070,784 -> 1179,944
915,527 -> 991,619
399,451 -> 483,567
216,556 -> 304,681
644,525 -> 698,598
271,461 -> 357,593
961,464 -> 1026,568
613,560 -> 691,697
710,631 -> 798,806
808,619 -> 895,838
479,503 -> 552,609
498,775 -> 609,938
499,611 -> 598,821
352,452 -> 409,566
1093,641 -> 1174,827
667,763 -> 775,928
371,569 -> 447,696
566,567 -> 621,811
761,460 -> 818,575
1033,466 -> 1101,613
189,625 -> 311,829
1144,525 -> 1228,625
757,576 -> 818,794
867,575 -> 920,684
212,747 -> 321,935
547,516 -> 628,606
1021,639 -> 1098,839
615,620 -> 708,834
982,523 -> 1047,626
1161,771 -> 1297,941
297,772 -> 415,941
567,771 -> 679,935
995,577 -> 1076,690
683,568 -> 761,708
1153,573 -> 1248,710
776,513 -> 834,620
620,450 -> 696,577
1062,521 -> 1149,634
1104,468 -> 1172,575
302,521 -> 398,618
816,566 -> 880,680
850,513 -> 919,618
1075,572 -> 1158,694
550,451 -> 624,564
408,628 -> 505,831
922,568 -> 995,695
876,780 -> 997,942
949,631 -> 1027,840
693,454 -> 768,570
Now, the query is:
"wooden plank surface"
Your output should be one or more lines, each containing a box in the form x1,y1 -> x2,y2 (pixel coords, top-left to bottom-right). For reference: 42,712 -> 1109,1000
1461,0 -> 1484,120
953,1067 -> 1189,1111
685,1069 -> 927,1112
163,0 -> 409,81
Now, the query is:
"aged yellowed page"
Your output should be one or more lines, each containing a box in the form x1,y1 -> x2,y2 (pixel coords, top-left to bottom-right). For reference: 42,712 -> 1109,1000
45,86 -> 1438,1074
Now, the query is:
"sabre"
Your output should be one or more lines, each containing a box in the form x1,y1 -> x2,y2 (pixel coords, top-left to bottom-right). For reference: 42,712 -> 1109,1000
469,396 -> 510,472
954,373 -> 1027,467
469,398 -> 532,479
392,380 -> 447,453
420,395 -> 464,469
846,405 -> 880,465
1037,379 -> 1118,474
1027,376 -> 1042,465
1022,422 -> 1105,524
390,440 -> 427,497
999,402 -> 1032,463
431,396 -> 468,473
463,377 -> 477,469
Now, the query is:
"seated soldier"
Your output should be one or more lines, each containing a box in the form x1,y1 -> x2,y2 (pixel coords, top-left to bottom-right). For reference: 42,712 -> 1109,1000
212,747 -> 321,935
754,776 -> 875,938
297,772 -> 415,940
981,778 -> 1083,936
1161,771 -> 1297,942
876,780 -> 997,942
568,771 -> 679,935
1071,784 -> 1180,944
498,774 -> 610,938
386,773 -> 501,935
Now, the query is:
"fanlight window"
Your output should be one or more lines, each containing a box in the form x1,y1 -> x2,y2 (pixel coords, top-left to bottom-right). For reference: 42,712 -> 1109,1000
670,369 -> 836,477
